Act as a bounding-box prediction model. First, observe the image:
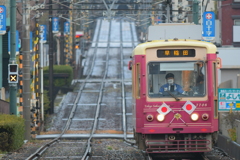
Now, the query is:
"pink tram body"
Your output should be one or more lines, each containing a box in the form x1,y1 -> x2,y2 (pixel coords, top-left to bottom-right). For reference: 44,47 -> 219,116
129,39 -> 220,157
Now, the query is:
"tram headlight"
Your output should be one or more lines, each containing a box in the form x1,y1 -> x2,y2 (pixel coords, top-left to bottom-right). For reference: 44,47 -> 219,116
191,113 -> 199,121
157,114 -> 165,122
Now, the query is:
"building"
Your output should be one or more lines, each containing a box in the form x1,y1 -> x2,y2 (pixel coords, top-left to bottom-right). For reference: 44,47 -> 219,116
219,0 -> 240,47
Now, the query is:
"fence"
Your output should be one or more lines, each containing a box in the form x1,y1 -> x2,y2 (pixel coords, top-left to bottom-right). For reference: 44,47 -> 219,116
218,113 -> 240,159
237,120 -> 240,143
219,113 -> 240,143
217,134 -> 240,160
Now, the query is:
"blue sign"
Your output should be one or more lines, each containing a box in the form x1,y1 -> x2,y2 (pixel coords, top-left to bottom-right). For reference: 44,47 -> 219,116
40,25 -> 47,43
218,88 -> 240,112
156,16 -> 161,24
8,30 -> 20,54
64,22 -> 70,35
202,11 -> 215,41
52,17 -> 59,33
0,5 -> 6,35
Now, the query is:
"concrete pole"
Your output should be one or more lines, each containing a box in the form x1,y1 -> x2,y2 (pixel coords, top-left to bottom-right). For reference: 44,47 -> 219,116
166,0 -> 172,23
60,15 -> 64,65
69,2 -> 73,66
193,0 -> 199,24
237,74 -> 240,88
172,0 -> 178,22
40,38 -> 44,121
9,0 -> 17,115
49,0 -> 54,114
22,0 -> 31,140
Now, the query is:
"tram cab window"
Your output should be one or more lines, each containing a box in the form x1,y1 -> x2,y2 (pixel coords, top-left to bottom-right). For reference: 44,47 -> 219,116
148,62 -> 206,98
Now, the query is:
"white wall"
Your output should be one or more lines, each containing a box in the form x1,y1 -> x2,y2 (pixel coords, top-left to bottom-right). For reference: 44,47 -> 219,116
217,47 -> 240,86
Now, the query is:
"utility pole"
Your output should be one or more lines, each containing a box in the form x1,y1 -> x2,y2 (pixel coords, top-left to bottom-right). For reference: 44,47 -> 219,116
22,0 -> 31,140
193,0 -> 199,24
58,0 -> 66,65
68,3 -> 73,66
60,15 -> 64,65
49,0 -> 54,114
166,0 -> 171,23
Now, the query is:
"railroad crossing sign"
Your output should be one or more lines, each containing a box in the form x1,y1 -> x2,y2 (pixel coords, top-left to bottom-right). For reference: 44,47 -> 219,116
218,88 -> 240,112
52,17 -> 59,33
0,5 -> 6,35
202,11 -> 215,41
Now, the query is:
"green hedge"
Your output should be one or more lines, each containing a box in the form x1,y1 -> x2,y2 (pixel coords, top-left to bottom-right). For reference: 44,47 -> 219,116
44,90 -> 50,114
0,114 -> 25,151
43,65 -> 73,87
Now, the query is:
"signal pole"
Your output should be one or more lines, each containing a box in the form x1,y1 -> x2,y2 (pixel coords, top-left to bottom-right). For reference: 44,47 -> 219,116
9,0 -> 17,115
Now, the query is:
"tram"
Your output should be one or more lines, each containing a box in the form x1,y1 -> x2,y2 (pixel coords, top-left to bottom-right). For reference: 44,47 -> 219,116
129,39 -> 221,158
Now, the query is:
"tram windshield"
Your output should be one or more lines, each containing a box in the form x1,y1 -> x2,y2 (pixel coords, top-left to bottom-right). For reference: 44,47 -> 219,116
148,61 -> 206,98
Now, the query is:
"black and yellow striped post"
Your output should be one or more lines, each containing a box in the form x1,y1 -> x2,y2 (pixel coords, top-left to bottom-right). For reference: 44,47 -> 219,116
64,34 -> 70,64
35,21 -> 42,132
30,21 -> 41,138
18,53 -> 23,116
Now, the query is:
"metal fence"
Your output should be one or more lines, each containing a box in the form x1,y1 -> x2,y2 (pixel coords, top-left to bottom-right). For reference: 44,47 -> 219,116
236,120 -> 240,143
217,134 -> 240,160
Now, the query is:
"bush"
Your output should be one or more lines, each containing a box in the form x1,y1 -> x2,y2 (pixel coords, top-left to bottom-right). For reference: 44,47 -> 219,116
44,90 -> 50,114
228,128 -> 237,142
0,114 -> 25,151
223,112 -> 240,142
43,65 -> 73,87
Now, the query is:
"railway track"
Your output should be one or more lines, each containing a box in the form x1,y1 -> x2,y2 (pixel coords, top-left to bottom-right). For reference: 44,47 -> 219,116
26,18 -> 138,160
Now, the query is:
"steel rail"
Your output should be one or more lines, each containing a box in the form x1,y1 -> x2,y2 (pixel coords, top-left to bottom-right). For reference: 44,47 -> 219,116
36,133 -> 134,139
81,19 -> 112,160
72,79 -> 132,83
26,19 -> 103,160
120,20 -> 135,146
39,8 -> 174,11
62,18 -> 105,160
201,153 -> 209,160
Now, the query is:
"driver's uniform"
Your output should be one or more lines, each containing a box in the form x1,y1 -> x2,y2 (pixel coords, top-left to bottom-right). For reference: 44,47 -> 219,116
159,83 -> 184,94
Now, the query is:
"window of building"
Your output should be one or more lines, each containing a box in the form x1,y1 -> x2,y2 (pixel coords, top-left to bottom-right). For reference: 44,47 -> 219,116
234,19 -> 240,25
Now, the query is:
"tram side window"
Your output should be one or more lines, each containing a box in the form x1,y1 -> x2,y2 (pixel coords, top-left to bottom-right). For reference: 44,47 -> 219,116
135,63 -> 140,99
148,62 -> 206,98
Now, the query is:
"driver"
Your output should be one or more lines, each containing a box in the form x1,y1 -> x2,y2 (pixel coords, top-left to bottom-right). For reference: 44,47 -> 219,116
159,73 -> 185,94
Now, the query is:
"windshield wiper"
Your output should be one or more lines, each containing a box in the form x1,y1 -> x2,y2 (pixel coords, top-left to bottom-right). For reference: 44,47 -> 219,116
166,90 -> 182,101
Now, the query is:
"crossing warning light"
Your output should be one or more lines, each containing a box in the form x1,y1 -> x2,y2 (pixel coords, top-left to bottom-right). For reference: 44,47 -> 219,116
8,64 -> 18,83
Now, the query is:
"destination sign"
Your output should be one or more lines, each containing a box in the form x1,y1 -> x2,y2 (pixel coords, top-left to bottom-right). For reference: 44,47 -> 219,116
157,49 -> 195,58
